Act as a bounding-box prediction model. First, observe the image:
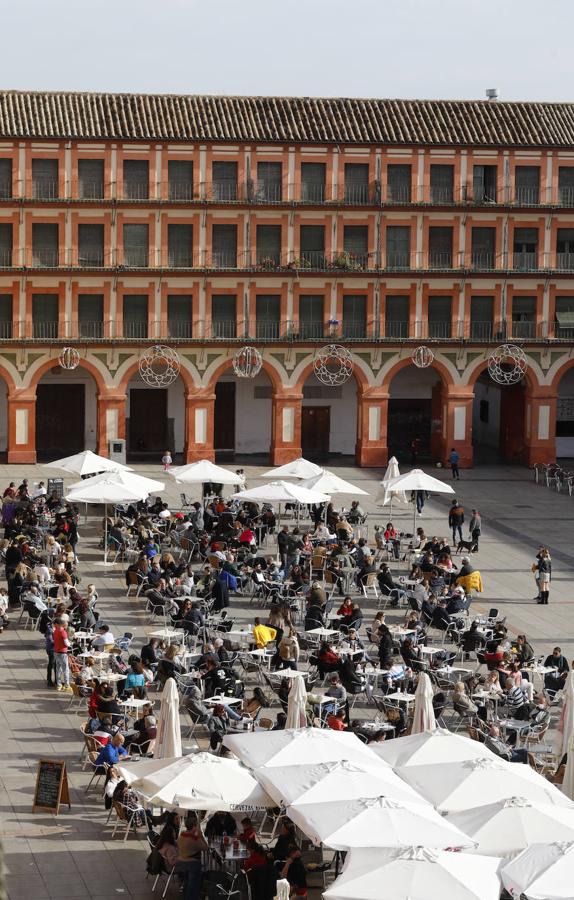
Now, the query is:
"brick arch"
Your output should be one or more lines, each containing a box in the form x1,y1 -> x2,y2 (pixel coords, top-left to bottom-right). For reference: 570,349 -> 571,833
380,355 -> 454,392
0,361 -> 18,394
117,356 -> 198,395
548,356 -> 574,392
25,355 -> 108,395
205,356 -> 284,394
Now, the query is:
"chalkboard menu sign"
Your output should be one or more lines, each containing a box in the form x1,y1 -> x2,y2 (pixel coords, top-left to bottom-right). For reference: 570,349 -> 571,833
32,759 -> 70,814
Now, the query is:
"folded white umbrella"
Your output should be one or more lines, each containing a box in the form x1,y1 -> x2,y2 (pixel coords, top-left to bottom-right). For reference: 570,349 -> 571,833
44,449 -> 131,476
230,480 -> 330,505
323,847 -> 502,900
155,677 -> 182,760
254,759 -> 428,809
383,467 -> 455,532
223,727 -> 382,769
399,756 -> 574,813
67,469 -> 165,495
288,795 -> 475,851
376,456 -> 408,511
447,797 -> 574,857
554,670 -> 574,760
370,727 -> 492,769
262,457 -> 323,479
170,458 -> 242,485
118,752 -> 273,811
410,672 -> 437,735
502,841 -> 574,899
285,673 -> 308,730
301,469 -> 369,496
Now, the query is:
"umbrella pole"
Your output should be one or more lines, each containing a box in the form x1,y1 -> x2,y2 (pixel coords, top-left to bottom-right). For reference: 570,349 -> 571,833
104,503 -> 108,565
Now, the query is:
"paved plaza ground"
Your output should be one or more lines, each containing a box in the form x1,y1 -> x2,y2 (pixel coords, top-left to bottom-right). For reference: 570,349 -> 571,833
0,460 -> 573,900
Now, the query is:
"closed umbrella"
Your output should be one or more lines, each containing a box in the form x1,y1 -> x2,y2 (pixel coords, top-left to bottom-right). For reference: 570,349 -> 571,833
382,467 -> 455,534
370,727 -> 492,769
554,670 -> 574,760
563,730 -> 574,801
285,674 -> 308,730
502,841 -> 574,899
170,458 -> 241,486
155,677 -> 182,760
411,672 -> 437,735
323,847 -> 502,900
223,727 -> 382,769
44,449 -> 131,476
262,457 -> 323,479
376,456 -> 408,515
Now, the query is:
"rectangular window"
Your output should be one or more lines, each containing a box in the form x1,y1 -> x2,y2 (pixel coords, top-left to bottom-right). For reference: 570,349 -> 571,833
123,223 -> 149,267
385,295 -> 409,338
558,167 -> 574,206
256,224 -> 281,266
471,227 -> 496,269
555,296 -> 574,339
300,224 -> 325,268
257,161 -> 282,201
256,294 -> 281,340
386,225 -> 410,269
0,159 -> 12,199
32,293 -> 58,339
301,162 -> 326,202
212,161 -> 237,201
168,224 -> 193,268
343,226 -> 369,268
0,294 -> 12,338
470,296 -> 494,340
32,223 -> 58,267
32,159 -> 58,199
512,296 -> 537,338
211,224 -> 237,267
123,160 -> 149,200
430,164 -> 454,203
78,159 -> 104,199
298,295 -> 324,339
428,295 -> 452,338
123,295 -> 148,339
515,166 -> 540,204
344,163 -> 370,204
168,160 -> 194,201
513,227 -> 538,270
472,165 -> 497,203
428,226 -> 453,268
556,228 -> 574,270
343,295 -> 367,338
78,294 -> 104,339
78,224 -> 104,266
387,164 -> 411,202
0,223 -> 12,267
211,295 -> 236,339
167,294 -> 193,339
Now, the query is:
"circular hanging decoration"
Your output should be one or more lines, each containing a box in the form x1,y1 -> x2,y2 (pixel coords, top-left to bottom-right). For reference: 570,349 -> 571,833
487,343 -> 527,385
139,345 -> 181,387
233,346 -> 263,379
59,347 -> 80,370
314,344 -> 354,386
412,346 -> 435,369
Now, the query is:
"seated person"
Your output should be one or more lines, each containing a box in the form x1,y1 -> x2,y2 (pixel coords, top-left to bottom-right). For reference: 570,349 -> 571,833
514,634 -> 535,667
204,810 -> 237,839
543,647 -> 570,694
95,732 -> 130,767
400,637 -> 421,669
452,681 -> 478,719
327,709 -> 347,730
445,586 -> 466,615
316,642 -> 340,677
485,724 -> 528,763
505,677 -> 531,721
272,820 -> 297,862
92,623 -> 115,651
252,617 -> 277,649
461,621 -> 486,654
97,684 -> 124,725
156,645 -> 184,685
430,600 -> 452,631
238,817 -> 257,844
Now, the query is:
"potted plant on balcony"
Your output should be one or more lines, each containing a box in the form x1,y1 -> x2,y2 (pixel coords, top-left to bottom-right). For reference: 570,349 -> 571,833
288,257 -> 312,270
328,318 -> 340,336
257,256 -> 279,271
331,251 -> 361,271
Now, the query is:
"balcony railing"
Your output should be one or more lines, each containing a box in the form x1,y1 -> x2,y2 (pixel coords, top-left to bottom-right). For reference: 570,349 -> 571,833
78,249 -> 105,267
168,180 -> 195,202
167,250 -> 194,268
470,251 -> 496,271
31,247 -> 59,267
78,180 -> 104,200
122,321 -> 149,339
512,252 -> 538,271
513,186 -> 540,205
427,251 -> 453,269
210,320 -> 238,340
211,180 -> 239,202
0,248 -> 12,267
32,321 -> 59,339
122,249 -> 149,268
253,181 -> 283,202
121,181 -> 149,201
0,180 -> 12,199
32,178 -> 59,200
209,250 -> 238,269
300,182 -> 326,203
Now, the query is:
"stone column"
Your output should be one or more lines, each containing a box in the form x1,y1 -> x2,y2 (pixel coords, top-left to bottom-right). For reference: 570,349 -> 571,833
270,391 -> 303,465
523,386 -> 557,465
356,387 -> 389,467
183,390 -> 216,462
7,391 -> 36,463
437,385 -> 474,467
96,392 -> 126,456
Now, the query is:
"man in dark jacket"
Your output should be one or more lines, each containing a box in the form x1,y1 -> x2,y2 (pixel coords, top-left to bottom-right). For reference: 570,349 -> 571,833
431,600 -> 452,632
378,625 -> 394,669
448,500 -> 465,544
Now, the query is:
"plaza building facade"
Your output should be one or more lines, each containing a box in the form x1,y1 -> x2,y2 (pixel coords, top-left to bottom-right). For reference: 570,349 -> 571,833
1,91 -> 574,465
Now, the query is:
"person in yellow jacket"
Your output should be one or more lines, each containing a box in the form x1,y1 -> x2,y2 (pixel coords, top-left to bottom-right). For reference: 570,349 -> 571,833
455,556 -> 484,594
253,617 -> 277,649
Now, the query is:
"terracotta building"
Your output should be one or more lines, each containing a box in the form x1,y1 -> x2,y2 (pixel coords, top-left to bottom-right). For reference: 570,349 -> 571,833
0,90 -> 573,466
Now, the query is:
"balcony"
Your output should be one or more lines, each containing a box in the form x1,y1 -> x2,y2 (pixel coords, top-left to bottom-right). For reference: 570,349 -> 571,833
210,320 -> 238,340
78,180 -> 104,200
32,321 -> 59,339
252,181 -> 282,203
0,248 -> 12,267
211,180 -> 239,202
343,184 -> 377,205
121,249 -> 149,268
78,249 -> 105,267
121,182 -> 149,201
300,182 -> 327,203
470,251 -> 496,271
427,251 -> 453,270
31,247 -> 59,267
513,186 -> 540,206
512,252 -> 538,271
168,180 -> 195,202
0,180 -> 12,200
32,178 -> 59,200
167,250 -> 194,269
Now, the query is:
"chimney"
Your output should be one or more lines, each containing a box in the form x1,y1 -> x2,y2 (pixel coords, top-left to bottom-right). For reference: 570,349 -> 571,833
485,88 -> 499,101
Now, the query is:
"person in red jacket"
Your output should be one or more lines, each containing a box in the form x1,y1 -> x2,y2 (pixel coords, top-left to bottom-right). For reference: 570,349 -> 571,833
52,618 -> 72,692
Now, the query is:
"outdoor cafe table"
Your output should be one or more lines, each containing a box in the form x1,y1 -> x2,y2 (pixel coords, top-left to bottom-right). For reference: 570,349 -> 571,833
78,650 -> 112,673
419,646 -> 447,659
72,630 -> 94,647
435,665 -> 474,682
204,695 -> 243,707
523,664 -> 558,687
148,628 -> 185,644
249,648 -> 275,669
305,627 -> 339,639
210,842 -> 249,870
224,629 -> 253,647
383,691 -> 417,705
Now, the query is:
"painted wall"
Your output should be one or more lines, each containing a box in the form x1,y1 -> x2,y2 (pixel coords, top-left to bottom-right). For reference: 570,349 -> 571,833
301,375 -> 358,454
219,372 -> 272,454
389,366 -> 440,399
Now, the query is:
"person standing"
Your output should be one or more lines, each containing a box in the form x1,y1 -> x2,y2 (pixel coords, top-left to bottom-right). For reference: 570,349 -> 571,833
469,509 -> 482,550
52,617 -> 72,692
448,499 -> 465,545
448,448 -> 460,479
44,615 -> 56,687
535,549 -> 552,605
410,437 -> 421,466
161,449 -> 173,471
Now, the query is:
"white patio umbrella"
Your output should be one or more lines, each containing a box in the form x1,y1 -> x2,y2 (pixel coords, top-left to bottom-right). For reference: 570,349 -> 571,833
231,480 -> 330,505
155,677 -> 182,760
411,672 -> 437,735
170,458 -> 242,486
223,727 -> 382,770
285,674 -> 308,730
502,841 -> 574,899
118,752 -> 273,811
398,756 -> 574,813
376,456 -> 408,515
383,467 -> 455,532
253,759 -> 428,809
563,729 -> 574,801
554,670 -> 574,760
261,457 -> 323,479
67,468 -> 165,496
44,449 -> 131,476
447,797 -> 574,858
301,469 -> 369,497
323,847 -> 502,900
287,795 -> 475,851
370,727 -> 492,769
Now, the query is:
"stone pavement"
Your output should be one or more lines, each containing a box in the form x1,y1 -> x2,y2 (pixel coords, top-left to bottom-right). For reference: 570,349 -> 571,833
1,461 -> 573,899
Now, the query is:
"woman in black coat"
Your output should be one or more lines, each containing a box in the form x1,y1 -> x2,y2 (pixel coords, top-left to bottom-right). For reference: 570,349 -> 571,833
378,624 -> 394,670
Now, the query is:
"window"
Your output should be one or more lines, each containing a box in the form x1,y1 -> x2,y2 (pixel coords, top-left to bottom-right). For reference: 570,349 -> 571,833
512,296 -> 537,338
342,295 -> 367,338
428,295 -> 452,338
428,226 -> 453,268
301,162 -> 326,202
168,160 -> 193,201
298,295 -> 324,338
430,164 -> 454,203
78,224 -> 104,266
212,161 -> 237,201
555,296 -> 574,339
211,295 -> 236,338
256,294 -> 281,340
470,296 -> 494,340
300,224 -> 325,267
0,294 -> 12,338
32,223 -> 58,267
471,227 -> 496,269
256,225 -> 281,266
32,293 -> 58,338
515,166 -> 540,204
513,227 -> 538,270
123,223 -> 149,267
257,162 -> 282,201
32,159 -> 58,199
343,226 -> 369,268
556,228 -> 574,270
0,224 -> 12,266
558,167 -> 574,206
387,164 -> 411,202
167,295 -> 193,339
168,224 -> 193,268
123,295 -> 148,338
0,159 -> 12,199
344,163 -> 369,204
123,160 -> 149,200
78,159 -> 104,199
386,225 -> 410,269
385,295 -> 409,338
78,294 -> 104,339
211,224 -> 237,267
472,165 -> 497,203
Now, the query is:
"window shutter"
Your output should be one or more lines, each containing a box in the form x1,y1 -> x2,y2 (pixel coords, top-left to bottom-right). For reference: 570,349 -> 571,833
123,224 -> 149,266
123,295 -> 148,338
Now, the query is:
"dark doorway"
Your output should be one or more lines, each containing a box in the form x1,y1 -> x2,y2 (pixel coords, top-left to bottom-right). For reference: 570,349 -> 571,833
302,406 -> 330,456
388,399 -> 432,461
37,384 -> 85,460
215,382 -> 236,457
129,389 -> 167,457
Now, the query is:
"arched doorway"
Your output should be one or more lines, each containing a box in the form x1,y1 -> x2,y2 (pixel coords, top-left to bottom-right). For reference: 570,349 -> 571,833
472,367 -> 527,463
35,366 -> 98,461
387,365 -> 443,462
214,370 -> 272,461
556,367 -> 574,459
301,372 -> 358,460
126,374 -> 186,462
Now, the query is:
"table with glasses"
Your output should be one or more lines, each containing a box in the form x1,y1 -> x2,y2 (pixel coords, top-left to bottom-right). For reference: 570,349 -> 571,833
148,628 -> 185,644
